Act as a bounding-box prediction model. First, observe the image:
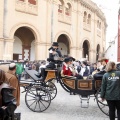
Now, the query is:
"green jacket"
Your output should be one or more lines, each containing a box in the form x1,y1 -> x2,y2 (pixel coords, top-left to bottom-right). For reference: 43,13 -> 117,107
16,63 -> 24,75
101,70 -> 120,100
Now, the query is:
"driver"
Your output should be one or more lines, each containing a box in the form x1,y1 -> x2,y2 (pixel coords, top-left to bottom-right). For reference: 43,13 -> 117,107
48,42 -> 62,62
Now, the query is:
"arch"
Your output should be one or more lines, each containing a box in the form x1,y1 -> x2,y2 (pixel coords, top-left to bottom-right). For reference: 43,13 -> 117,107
54,31 -> 73,57
13,27 -> 36,61
96,44 -> 100,61
54,31 -> 73,45
9,23 -> 41,42
80,37 -> 91,49
82,40 -> 90,59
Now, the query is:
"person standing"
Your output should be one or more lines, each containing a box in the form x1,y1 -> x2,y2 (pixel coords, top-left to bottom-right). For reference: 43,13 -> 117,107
101,61 -> 120,120
16,60 -> 24,81
0,69 -> 17,119
5,63 -> 20,106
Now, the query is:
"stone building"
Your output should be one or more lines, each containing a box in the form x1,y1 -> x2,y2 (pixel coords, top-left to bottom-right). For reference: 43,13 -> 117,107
0,0 -> 107,62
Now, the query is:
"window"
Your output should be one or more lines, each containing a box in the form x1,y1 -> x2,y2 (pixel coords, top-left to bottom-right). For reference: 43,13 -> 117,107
97,20 -> 99,28
58,0 -> 64,13
87,14 -> 91,24
99,22 -> 101,29
65,3 -> 71,16
83,11 -> 87,22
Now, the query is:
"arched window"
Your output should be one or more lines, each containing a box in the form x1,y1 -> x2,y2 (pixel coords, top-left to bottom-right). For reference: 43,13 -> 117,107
83,11 -> 87,22
99,22 -> 101,29
87,14 -> 91,24
58,0 -> 64,13
65,3 -> 72,16
97,20 -> 99,28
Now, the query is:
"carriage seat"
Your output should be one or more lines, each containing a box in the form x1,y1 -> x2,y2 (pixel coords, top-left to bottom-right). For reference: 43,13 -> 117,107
25,68 -> 45,82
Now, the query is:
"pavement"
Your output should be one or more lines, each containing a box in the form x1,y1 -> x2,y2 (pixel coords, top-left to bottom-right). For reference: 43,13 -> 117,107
15,81 -> 111,120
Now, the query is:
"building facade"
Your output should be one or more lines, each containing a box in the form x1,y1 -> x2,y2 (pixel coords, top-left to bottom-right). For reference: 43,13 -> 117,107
0,0 -> 107,62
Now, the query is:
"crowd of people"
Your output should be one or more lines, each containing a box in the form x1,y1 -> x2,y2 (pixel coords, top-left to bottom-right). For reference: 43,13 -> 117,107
0,41 -> 119,120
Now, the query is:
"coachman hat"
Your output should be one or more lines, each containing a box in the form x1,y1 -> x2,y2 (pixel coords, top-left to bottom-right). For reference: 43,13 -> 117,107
98,57 -> 109,64
64,57 -> 70,63
52,42 -> 59,46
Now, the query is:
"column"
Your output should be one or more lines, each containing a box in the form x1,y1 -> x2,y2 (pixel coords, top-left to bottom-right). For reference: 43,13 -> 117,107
76,48 -> 83,61
89,49 -> 96,63
3,39 -> 14,60
34,42 -> 48,60
0,39 -> 4,60
70,46 -> 77,58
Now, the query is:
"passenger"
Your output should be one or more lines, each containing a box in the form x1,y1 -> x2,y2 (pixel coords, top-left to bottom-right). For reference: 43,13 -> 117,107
90,63 -> 97,75
93,58 -> 108,80
5,63 -> 20,106
0,69 -> 17,119
61,57 -> 83,79
100,58 -> 109,70
101,61 -> 120,120
80,61 -> 90,77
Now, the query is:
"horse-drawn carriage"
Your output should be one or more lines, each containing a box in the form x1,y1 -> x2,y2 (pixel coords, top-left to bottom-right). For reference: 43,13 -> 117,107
0,62 -> 117,117
19,66 -> 109,116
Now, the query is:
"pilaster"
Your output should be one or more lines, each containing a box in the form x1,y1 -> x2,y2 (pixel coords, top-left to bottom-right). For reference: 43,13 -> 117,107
3,39 -> 14,60
34,41 -> 48,60
0,38 -> 4,60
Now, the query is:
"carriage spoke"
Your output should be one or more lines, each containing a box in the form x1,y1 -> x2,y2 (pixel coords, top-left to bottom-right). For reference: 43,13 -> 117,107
25,85 -> 51,112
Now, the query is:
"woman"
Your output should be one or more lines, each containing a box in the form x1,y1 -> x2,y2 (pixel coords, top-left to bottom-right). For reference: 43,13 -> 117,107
101,62 -> 120,120
61,57 -> 83,79
0,69 -> 17,119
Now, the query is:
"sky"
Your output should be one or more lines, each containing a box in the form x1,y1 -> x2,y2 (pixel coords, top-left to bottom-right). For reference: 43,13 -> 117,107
91,0 -> 119,49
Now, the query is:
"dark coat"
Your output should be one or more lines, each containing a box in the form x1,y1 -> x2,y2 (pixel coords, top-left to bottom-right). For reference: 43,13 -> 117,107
5,71 -> 20,106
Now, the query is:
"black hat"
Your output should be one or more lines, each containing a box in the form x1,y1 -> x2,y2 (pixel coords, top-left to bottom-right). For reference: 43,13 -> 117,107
69,57 -> 75,61
64,57 -> 70,63
52,42 -> 59,46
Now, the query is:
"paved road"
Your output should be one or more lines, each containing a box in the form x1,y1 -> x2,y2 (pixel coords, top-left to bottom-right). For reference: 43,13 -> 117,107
15,81 -> 110,120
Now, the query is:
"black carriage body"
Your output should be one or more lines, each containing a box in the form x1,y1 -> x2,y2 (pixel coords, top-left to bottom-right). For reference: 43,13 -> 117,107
61,76 -> 102,96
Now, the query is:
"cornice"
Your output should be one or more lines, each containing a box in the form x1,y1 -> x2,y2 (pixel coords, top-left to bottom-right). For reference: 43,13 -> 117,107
79,0 -> 106,22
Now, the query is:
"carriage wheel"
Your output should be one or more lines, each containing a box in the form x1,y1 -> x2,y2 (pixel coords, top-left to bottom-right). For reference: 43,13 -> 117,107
25,84 -> 51,112
45,80 -> 57,100
95,88 -> 109,116
59,78 -> 70,92
96,88 -> 118,118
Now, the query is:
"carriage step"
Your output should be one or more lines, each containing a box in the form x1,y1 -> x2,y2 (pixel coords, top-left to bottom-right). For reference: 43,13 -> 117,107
79,95 -> 90,108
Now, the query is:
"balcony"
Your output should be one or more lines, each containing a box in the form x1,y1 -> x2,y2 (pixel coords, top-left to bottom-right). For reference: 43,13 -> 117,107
58,12 -> 71,25
97,29 -> 101,37
83,23 -> 91,32
15,0 -> 38,15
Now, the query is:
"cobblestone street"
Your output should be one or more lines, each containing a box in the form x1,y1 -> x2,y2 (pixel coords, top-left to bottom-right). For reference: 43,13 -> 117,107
15,81 -> 111,120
